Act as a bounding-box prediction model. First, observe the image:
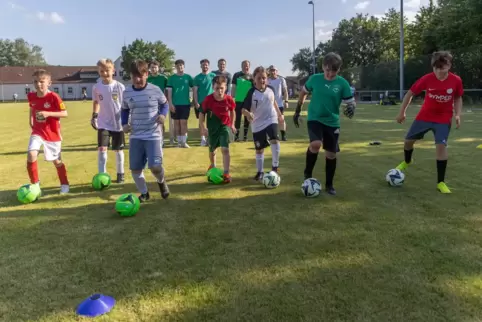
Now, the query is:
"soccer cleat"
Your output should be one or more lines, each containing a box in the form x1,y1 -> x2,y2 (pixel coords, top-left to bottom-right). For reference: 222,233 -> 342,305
396,161 -> 411,172
60,184 -> 70,194
254,172 -> 264,181
200,139 -> 208,147
33,182 -> 42,198
303,172 -> 312,180
281,136 -> 287,141
437,182 -> 452,194
158,181 -> 170,199
271,166 -> 279,173
181,143 -> 190,148
326,186 -> 336,195
139,192 -> 150,203
207,165 -> 214,172
223,173 -> 232,183
116,173 -> 125,184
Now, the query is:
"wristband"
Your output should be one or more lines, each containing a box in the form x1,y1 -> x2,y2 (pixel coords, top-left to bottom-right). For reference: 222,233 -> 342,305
92,112 -> 98,119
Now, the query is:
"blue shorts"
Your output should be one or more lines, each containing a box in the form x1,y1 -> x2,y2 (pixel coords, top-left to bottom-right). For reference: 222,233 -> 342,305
171,105 -> 191,120
129,138 -> 163,170
405,120 -> 451,145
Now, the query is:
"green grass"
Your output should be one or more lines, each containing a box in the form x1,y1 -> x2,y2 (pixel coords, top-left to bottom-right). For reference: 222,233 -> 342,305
1,101 -> 482,321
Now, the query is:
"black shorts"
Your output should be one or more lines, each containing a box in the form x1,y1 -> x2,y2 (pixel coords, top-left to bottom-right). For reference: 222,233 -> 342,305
171,105 -> 191,120
278,106 -> 284,115
98,129 -> 125,150
253,123 -> 279,150
307,120 -> 340,153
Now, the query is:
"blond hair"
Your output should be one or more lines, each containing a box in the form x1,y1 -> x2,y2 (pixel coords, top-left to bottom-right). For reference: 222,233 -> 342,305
32,69 -> 51,78
96,58 -> 114,68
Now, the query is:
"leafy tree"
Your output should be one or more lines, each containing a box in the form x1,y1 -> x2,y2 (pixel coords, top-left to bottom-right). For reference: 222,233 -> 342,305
0,38 -> 47,66
121,39 -> 175,80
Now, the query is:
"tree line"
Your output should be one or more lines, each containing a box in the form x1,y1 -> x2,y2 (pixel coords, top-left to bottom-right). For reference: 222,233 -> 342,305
290,0 -> 482,90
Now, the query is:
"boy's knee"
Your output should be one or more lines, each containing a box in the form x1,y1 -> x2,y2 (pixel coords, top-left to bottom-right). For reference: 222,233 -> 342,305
221,147 -> 229,154
27,151 -> 37,162
325,151 -> 336,159
150,165 -> 164,174
98,146 -> 108,152
53,159 -> 63,167
309,141 -> 322,152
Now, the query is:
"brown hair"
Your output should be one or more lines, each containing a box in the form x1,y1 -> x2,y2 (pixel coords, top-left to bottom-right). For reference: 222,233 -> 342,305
253,66 -> 267,78
149,60 -> 160,67
97,58 -> 114,68
218,58 -> 226,64
175,59 -> 185,66
431,51 -> 453,68
241,60 -> 250,67
323,52 -> 343,71
32,69 -> 51,78
213,75 -> 227,85
130,60 -> 149,76
200,59 -> 210,65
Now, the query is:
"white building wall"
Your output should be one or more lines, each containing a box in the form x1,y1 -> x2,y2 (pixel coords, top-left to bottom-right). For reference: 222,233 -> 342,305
0,83 -> 96,101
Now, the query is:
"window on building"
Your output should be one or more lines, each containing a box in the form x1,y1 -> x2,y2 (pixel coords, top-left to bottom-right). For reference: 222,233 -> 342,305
53,87 -> 59,93
68,87 -> 73,94
24,87 -> 30,95
119,71 -> 124,77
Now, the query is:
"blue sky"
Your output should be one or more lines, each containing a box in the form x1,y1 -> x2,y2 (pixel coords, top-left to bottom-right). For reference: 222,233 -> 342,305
1,0 -> 429,76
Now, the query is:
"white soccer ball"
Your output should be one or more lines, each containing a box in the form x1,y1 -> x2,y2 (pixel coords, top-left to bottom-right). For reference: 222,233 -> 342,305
386,169 -> 405,186
262,171 -> 281,189
301,178 -> 322,197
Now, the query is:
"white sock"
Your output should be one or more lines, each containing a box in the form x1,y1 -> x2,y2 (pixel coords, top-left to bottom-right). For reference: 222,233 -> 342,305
132,171 -> 148,194
270,142 -> 280,167
255,153 -> 264,173
115,151 -> 124,174
201,136 -> 206,142
98,150 -> 107,173
177,135 -> 181,143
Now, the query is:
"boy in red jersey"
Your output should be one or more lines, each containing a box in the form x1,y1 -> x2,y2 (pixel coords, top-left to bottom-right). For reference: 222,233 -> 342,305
199,75 -> 236,183
395,51 -> 463,193
27,69 -> 70,194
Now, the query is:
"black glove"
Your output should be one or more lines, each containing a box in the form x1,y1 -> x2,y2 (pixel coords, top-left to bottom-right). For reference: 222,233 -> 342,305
91,113 -> 98,130
344,102 -> 355,119
293,102 -> 302,128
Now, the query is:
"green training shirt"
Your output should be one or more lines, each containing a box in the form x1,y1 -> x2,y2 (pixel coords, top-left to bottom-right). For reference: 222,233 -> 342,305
232,71 -> 253,102
194,72 -> 216,104
167,73 -> 194,105
304,73 -> 352,128
147,74 -> 168,91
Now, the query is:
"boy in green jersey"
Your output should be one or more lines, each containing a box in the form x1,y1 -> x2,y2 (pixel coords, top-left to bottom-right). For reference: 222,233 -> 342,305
293,52 -> 356,195
231,60 -> 253,141
193,59 -> 216,147
148,60 -> 172,146
167,59 -> 194,148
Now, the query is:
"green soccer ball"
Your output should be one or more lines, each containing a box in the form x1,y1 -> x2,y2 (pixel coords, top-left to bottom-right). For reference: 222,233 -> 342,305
92,173 -> 111,191
17,184 -> 41,204
115,193 -> 140,217
206,167 -> 223,184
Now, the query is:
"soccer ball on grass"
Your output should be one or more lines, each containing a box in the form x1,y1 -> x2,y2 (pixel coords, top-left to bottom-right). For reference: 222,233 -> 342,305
262,171 -> 281,189
386,169 -> 405,187
301,178 -> 322,197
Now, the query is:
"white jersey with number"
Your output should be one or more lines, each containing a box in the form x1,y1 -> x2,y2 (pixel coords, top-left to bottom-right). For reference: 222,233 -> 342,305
241,85 -> 278,133
267,76 -> 287,107
92,80 -> 125,132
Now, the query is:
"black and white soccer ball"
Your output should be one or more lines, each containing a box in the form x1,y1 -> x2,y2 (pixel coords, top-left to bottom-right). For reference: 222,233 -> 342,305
263,171 -> 281,189
386,169 -> 405,187
301,178 -> 322,197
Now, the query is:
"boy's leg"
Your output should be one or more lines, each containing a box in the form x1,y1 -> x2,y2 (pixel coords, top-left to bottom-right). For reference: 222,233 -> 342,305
396,120 -> 431,171
97,129 -> 109,173
234,102 -> 243,141
434,123 -> 451,193
219,128 -> 231,182
266,123 -> 281,172
129,138 -> 149,201
44,140 -> 69,193
111,131 -> 126,183
321,124 -> 340,195
304,121 -> 323,180
195,108 -> 207,146
27,135 -> 41,185
169,112 -> 175,145
243,115 -> 250,141
279,107 -> 287,141
146,139 -> 170,199
253,128 -> 269,180
179,105 -> 191,148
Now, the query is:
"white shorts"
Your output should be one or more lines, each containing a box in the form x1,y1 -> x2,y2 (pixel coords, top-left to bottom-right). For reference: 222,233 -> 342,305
28,135 -> 62,161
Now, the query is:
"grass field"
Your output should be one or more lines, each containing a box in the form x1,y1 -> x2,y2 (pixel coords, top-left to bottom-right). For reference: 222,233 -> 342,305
1,101 -> 482,321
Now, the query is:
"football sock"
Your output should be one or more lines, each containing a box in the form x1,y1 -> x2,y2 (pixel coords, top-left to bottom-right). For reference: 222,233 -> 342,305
404,148 -> 414,164
304,147 -> 318,177
325,157 -> 337,187
27,160 -> 39,184
281,130 -> 286,139
98,150 -> 107,173
115,151 -> 124,174
151,166 -> 165,184
55,163 -> 69,185
243,126 -> 249,139
132,171 -> 148,194
222,150 -> 230,173
270,142 -> 280,167
437,159 -> 447,183
256,153 -> 264,173
177,135 -> 182,144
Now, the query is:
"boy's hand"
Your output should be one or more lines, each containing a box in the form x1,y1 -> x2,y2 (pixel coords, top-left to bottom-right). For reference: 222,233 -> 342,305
169,104 -> 176,113
156,115 -> 166,124
343,102 -> 355,119
455,115 -> 461,128
36,111 -> 49,121
230,125 -> 237,134
123,124 -> 131,133
396,112 -> 406,124
195,103 -> 200,109
91,112 -> 98,130
246,112 -> 254,122
293,112 -> 301,128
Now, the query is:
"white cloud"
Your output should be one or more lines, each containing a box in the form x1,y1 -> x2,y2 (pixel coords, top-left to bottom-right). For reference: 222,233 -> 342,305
7,1 -> 25,10
315,20 -> 331,28
258,33 -> 288,44
314,20 -> 333,41
354,1 -> 370,10
35,11 -> 65,24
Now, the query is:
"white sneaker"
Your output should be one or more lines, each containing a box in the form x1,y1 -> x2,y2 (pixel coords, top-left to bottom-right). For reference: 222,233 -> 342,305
181,143 -> 190,148
60,184 -> 70,194
200,139 -> 207,147
33,182 -> 42,197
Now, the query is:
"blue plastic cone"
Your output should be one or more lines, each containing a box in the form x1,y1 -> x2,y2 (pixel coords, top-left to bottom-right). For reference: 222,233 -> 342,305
76,294 -> 115,317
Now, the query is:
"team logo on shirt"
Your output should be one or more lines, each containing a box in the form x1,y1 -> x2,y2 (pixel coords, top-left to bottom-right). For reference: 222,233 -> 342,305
112,92 -> 118,101
99,95 -> 104,101
447,88 -> 453,94
44,102 -> 51,108
332,86 -> 340,93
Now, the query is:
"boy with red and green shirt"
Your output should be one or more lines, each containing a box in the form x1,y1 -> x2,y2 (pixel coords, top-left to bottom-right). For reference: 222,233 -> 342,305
395,51 -> 463,194
199,75 -> 236,183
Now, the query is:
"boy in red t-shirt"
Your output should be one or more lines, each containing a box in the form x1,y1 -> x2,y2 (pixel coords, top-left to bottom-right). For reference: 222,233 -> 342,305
199,75 -> 236,183
27,69 -> 70,194
395,51 -> 463,193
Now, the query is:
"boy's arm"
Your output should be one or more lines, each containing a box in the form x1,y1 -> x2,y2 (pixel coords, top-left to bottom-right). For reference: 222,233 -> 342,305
273,100 -> 283,118
193,86 -> 199,106
29,107 -> 34,128
91,86 -> 99,129
40,95 -> 67,118
241,88 -> 254,119
157,90 -> 169,123
282,78 -> 289,103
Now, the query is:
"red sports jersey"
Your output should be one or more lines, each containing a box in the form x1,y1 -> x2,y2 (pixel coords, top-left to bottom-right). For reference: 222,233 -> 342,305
201,94 -> 236,126
28,91 -> 66,142
411,72 -> 463,124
